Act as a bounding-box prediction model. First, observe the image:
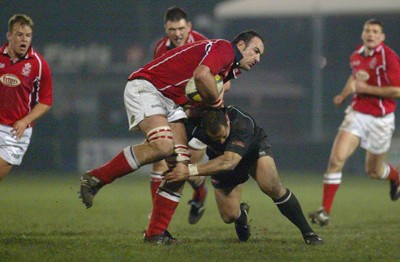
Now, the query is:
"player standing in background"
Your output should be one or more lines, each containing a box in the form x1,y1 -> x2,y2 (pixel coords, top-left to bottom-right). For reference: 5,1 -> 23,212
150,6 -> 209,224
79,30 -> 264,244
164,106 -> 323,245
309,19 -> 400,226
0,14 -> 53,182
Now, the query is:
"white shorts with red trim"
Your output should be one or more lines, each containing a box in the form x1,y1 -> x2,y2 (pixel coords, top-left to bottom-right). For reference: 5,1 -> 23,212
0,124 -> 32,165
124,79 -> 187,131
340,106 -> 394,154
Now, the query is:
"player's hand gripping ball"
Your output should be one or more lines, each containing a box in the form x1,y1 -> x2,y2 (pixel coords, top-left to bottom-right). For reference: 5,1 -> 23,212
185,75 -> 223,102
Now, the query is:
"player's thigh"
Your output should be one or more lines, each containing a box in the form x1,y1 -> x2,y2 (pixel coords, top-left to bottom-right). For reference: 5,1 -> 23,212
169,120 -> 188,145
214,185 -> 242,221
329,130 -> 360,163
251,156 -> 285,199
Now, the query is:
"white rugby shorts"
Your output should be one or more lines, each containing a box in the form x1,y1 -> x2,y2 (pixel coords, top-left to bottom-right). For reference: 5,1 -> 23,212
124,79 -> 187,131
339,106 -> 395,154
0,124 -> 32,165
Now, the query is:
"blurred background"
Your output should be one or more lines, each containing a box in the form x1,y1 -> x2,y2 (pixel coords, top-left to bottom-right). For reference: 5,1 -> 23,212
1,0 -> 400,174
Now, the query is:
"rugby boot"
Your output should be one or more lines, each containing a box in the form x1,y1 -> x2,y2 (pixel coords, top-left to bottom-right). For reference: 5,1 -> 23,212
79,173 -> 104,208
143,230 -> 178,245
303,232 -> 324,245
390,179 -> 400,201
188,179 -> 208,224
309,207 -> 330,227
234,202 -> 251,242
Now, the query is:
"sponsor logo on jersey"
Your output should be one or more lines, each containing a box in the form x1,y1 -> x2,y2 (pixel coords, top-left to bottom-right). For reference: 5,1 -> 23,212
355,70 -> 370,81
351,60 -> 361,67
0,63 -> 5,68
21,63 -> 32,77
231,140 -> 246,148
369,57 -> 377,69
0,74 -> 21,87
259,151 -> 267,156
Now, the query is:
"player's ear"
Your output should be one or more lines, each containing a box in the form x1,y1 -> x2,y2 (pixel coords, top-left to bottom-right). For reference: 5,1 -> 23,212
6,32 -> 11,41
381,33 -> 386,42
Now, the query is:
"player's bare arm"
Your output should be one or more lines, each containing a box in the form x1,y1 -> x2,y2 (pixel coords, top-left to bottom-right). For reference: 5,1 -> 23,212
193,65 -> 220,105
333,76 -> 356,107
165,151 -> 242,182
354,80 -> 400,98
12,103 -> 51,139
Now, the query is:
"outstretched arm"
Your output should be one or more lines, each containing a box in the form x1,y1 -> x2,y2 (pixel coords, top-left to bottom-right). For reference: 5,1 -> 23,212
164,151 -> 242,182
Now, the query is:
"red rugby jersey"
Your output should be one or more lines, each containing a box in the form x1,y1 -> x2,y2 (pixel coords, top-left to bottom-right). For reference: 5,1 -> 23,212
153,30 -> 207,59
350,43 -> 400,116
129,39 -> 241,105
0,43 -> 53,127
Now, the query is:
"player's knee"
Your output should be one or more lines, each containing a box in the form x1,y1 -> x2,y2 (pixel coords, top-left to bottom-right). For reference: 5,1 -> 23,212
219,210 -> 237,224
365,168 -> 380,179
328,154 -> 345,171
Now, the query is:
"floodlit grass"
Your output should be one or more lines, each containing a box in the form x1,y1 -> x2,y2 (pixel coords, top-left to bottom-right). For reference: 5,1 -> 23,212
0,171 -> 399,261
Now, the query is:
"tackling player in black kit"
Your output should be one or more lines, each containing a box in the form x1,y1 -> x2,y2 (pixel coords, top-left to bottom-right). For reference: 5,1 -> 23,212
165,106 -> 323,245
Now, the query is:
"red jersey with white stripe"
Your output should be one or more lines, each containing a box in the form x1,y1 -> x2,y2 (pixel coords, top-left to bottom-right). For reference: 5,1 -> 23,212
129,39 -> 241,105
153,30 -> 207,59
0,43 -> 53,127
350,43 -> 400,116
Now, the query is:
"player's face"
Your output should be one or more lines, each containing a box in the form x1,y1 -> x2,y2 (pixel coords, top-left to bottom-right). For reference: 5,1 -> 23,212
6,23 -> 32,59
361,24 -> 385,51
206,124 -> 230,144
165,19 -> 191,47
238,37 -> 264,71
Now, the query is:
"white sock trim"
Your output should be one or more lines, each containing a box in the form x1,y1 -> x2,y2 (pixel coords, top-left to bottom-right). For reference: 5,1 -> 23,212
157,189 -> 181,203
323,172 -> 342,184
123,146 -> 140,170
380,163 -> 390,180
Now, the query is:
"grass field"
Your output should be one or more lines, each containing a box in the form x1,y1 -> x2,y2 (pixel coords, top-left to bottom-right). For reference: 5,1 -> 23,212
1,171 -> 399,261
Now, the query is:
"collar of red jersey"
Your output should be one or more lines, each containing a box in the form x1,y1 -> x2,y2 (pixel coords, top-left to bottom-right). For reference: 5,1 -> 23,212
2,43 -> 33,59
357,43 -> 384,56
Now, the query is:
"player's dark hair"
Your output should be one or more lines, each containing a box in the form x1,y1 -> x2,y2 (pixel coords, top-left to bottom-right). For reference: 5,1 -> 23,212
364,19 -> 384,33
164,6 -> 188,23
201,108 -> 228,135
232,30 -> 264,46
8,14 -> 34,32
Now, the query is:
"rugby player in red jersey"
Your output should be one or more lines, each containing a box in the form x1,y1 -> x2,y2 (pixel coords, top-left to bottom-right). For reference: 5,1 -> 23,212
149,7 -> 210,225
0,14 -> 53,182
309,19 -> 400,226
80,30 -> 264,244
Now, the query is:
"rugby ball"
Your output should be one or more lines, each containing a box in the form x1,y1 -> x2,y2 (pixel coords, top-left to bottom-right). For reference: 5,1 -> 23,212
185,75 -> 223,102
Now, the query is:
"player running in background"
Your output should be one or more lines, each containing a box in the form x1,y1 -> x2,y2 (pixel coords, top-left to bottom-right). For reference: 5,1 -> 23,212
150,6 -> 210,224
80,30 -> 264,244
0,14 -> 53,182
164,106 -> 323,245
309,19 -> 400,226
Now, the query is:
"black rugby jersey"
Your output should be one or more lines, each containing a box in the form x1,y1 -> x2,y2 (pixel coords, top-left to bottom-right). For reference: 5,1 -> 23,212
193,106 -> 267,159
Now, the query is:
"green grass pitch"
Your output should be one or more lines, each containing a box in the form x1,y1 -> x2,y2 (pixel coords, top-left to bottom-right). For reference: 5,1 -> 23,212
1,171 -> 399,261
